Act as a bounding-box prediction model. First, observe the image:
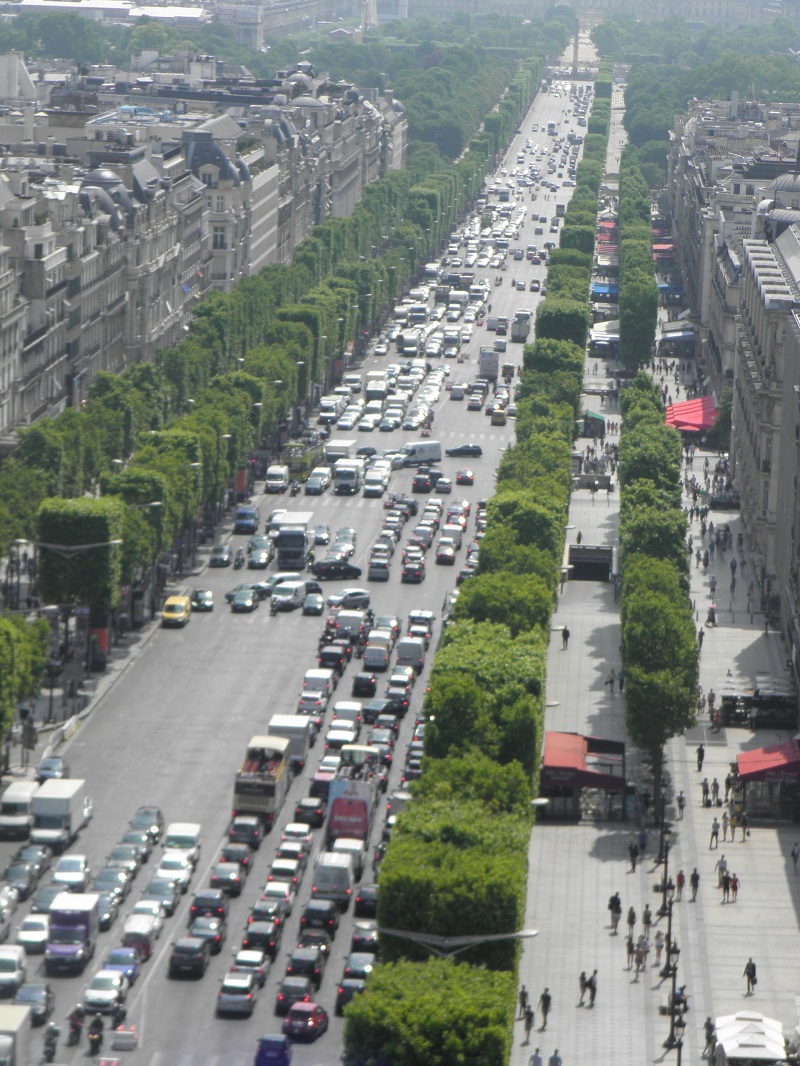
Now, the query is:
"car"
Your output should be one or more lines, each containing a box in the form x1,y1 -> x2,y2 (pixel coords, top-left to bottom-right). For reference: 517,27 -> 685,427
105,844 -> 141,879
103,947 -> 141,985
248,549 -> 271,569
343,951 -> 377,980
209,862 -> 243,897
336,978 -> 366,1016
4,862 -> 35,900
275,975 -> 312,1017
129,899 -> 165,937
312,560 -> 362,581
220,843 -> 252,876
13,981 -> 53,1025
435,477 -> 452,494
11,846 -> 50,882
154,854 -> 192,894
304,476 -> 326,496
456,468 -> 475,485
15,915 -> 49,954
293,798 -> 325,828
368,559 -> 391,582
435,543 -> 456,565
30,885 -> 61,915
141,878 -> 180,917
189,889 -> 228,922
82,969 -> 128,1013
217,970 -> 258,1016
283,1001 -> 330,1041
297,928 -> 332,960
35,756 -> 69,784
326,588 -> 370,610
297,590 -> 323,618
53,855 -> 90,892
374,341 -> 389,357
402,560 -> 425,583
130,806 -> 164,843
242,918 -> 282,959
445,443 -> 483,458
300,899 -> 340,937
354,883 -> 378,918
190,588 -> 214,611
169,937 -> 210,978
412,472 -> 432,493
352,672 -> 378,697
313,523 -> 331,545
229,587 -> 259,612
229,816 -> 262,850
351,920 -> 379,953
189,915 -> 227,954
285,945 -> 325,989
93,866 -> 132,901
231,948 -> 269,987
209,544 -> 232,567
161,595 -> 191,627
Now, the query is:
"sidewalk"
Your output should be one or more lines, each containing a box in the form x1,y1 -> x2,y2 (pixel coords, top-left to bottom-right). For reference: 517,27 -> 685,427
513,355 -> 800,1065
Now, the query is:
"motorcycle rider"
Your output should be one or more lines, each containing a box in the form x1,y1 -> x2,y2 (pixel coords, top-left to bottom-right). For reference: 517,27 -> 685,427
44,1022 -> 59,1061
87,1014 -> 104,1050
67,1005 -> 84,1044
110,1001 -> 127,1030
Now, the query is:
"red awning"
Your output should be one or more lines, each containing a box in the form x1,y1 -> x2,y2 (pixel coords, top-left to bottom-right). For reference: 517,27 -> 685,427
737,740 -> 800,783
598,220 -> 616,230
665,396 -> 717,433
541,732 -> 626,791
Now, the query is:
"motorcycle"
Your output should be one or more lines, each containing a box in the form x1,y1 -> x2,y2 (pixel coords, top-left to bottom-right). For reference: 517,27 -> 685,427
66,1009 -> 84,1046
233,547 -> 245,570
289,480 -> 301,497
270,598 -> 278,616
87,1024 -> 103,1055
44,1025 -> 59,1063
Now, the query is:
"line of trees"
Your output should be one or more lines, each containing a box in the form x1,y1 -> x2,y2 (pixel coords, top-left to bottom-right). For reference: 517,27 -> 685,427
618,151 -> 659,369
343,68 -> 612,1066
618,376 -> 698,822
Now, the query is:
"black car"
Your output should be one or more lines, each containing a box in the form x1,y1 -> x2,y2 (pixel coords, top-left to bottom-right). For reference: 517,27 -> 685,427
12,846 -> 50,881
336,978 -> 366,1016
285,946 -> 325,990
363,698 -> 404,724
4,861 -> 36,900
189,889 -> 229,922
96,894 -> 119,931
248,899 -> 284,929
294,798 -> 326,828
14,982 -> 54,1025
318,645 -> 347,676
445,443 -> 483,458
130,806 -> 164,842
190,588 -> 214,611
352,672 -> 378,698
169,937 -> 211,978
209,544 -> 232,567
220,842 -> 252,875
141,878 -> 180,916
300,899 -> 340,937
188,915 -> 227,955
312,560 -> 363,580
275,975 -> 313,1017
242,919 -> 282,960
412,473 -> 432,493
354,883 -> 378,918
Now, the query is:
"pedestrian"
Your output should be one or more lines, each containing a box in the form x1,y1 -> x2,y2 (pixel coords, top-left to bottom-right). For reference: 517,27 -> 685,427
587,970 -> 597,1007
642,904 -> 652,940
538,988 -> 551,1030
720,810 -> 729,841
628,839 -> 638,872
519,985 -> 529,1019
618,667 -> 625,692
740,812 -> 749,841
715,854 -> 728,886
626,933 -> 635,970
653,930 -> 665,965
627,906 -> 636,937
721,871 -> 731,903
698,626 -> 704,647
578,972 -> 587,1006
634,944 -> 644,979
704,1017 -> 716,1059
608,892 -> 621,933
676,869 -> 685,901
731,872 -> 739,901
562,625 -> 570,650
637,933 -> 649,968
792,842 -> 799,872
702,777 -> 710,806
711,778 -> 720,805
677,790 -> 686,818
576,530 -> 582,545
606,668 -> 616,694
524,1004 -> 534,1043
529,1049 -> 543,1066
743,957 -> 757,995
697,743 -> 705,771
549,1050 -> 562,1066
638,828 -> 647,855
710,817 -> 720,849
725,772 -> 733,801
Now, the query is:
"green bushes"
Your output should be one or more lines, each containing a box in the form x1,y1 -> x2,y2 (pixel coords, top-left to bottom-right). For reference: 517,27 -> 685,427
618,152 -> 659,368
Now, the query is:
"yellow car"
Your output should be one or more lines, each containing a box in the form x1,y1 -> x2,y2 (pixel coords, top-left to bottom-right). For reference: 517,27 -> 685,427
161,595 -> 191,627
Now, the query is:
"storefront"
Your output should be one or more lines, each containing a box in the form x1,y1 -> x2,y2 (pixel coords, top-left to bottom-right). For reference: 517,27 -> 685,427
735,740 -> 800,821
539,732 -> 628,821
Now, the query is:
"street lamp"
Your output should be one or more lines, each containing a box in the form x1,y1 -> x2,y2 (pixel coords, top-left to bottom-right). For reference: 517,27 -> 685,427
657,826 -> 674,917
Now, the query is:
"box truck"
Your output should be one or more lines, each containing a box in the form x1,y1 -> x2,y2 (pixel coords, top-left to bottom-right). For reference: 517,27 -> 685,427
267,715 -> 313,773
0,782 -> 39,839
0,1005 -> 31,1066
30,780 -> 93,851
45,892 -> 99,974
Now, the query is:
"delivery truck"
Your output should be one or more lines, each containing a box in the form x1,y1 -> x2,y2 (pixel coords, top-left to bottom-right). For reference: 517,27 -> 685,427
30,779 -> 93,851
267,715 -> 313,773
0,782 -> 39,839
45,892 -> 99,975
272,512 -> 313,571
0,1005 -> 31,1066
323,439 -> 356,464
478,347 -> 500,381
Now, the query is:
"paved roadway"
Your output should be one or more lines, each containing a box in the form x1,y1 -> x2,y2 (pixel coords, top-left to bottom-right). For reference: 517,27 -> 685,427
0,70 -> 587,1066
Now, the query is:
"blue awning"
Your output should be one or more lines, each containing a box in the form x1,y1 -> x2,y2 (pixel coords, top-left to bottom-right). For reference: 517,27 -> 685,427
591,283 -> 619,296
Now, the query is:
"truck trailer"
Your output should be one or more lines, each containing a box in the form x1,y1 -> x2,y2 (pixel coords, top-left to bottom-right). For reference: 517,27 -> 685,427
478,347 -> 500,381
271,512 -> 313,571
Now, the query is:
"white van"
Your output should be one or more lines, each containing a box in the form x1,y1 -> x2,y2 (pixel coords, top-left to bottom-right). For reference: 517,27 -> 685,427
396,637 -> 426,674
441,524 -> 464,549
0,782 -> 39,839
265,465 -> 290,494
271,581 -> 308,611
303,669 -> 337,702
363,644 -> 389,672
162,822 -> 202,867
362,470 -> 387,499
331,838 -> 367,880
343,374 -> 362,394
401,441 -> 442,466
312,852 -> 355,908
332,702 -> 363,735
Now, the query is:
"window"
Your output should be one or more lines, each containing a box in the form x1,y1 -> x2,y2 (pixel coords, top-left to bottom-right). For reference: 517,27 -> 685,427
212,226 -> 227,251
216,195 -> 225,213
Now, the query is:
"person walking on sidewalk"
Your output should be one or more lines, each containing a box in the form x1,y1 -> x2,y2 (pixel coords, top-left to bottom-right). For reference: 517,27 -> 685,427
529,1050 -> 543,1066
690,868 -> 700,902
676,869 -> 685,900
549,1050 -> 562,1066
606,668 -> 616,694
538,989 -> 551,1030
524,1004 -> 535,1043
711,778 -> 720,805
628,838 -> 639,872
677,790 -> 686,819
578,972 -> 587,1006
697,743 -> 705,771
654,930 -> 665,965
739,812 -> 750,841
704,1017 -> 716,1059
702,777 -> 711,806
792,842 -> 799,872
721,871 -> 731,903
710,817 -> 720,848
642,904 -> 652,940
626,933 -> 635,970
731,872 -> 739,902
627,906 -> 636,937
743,958 -> 757,995
561,626 -> 570,650
721,810 -> 730,841
715,854 -> 728,886
587,970 -> 597,1007
608,892 -> 622,933
519,985 -> 529,1019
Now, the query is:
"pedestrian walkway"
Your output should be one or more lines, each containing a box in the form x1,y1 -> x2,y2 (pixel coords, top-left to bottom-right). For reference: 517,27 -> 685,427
513,364 -> 800,1065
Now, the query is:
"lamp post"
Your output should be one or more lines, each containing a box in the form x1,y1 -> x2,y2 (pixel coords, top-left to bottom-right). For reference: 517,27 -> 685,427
661,898 -> 685,1056
657,826 -> 673,917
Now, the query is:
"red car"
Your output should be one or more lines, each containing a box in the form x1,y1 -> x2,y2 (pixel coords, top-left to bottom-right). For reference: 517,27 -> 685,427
282,1001 -> 329,1041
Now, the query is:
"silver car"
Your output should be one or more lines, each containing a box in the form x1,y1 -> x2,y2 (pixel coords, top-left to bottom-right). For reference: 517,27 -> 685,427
217,971 -> 258,1016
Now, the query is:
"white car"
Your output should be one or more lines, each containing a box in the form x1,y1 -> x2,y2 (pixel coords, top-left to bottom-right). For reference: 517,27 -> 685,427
155,855 -> 193,894
297,691 -> 327,715
261,881 -> 295,915
82,969 -> 128,1013
53,855 -> 90,892
130,899 -> 165,938
16,915 -> 49,954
